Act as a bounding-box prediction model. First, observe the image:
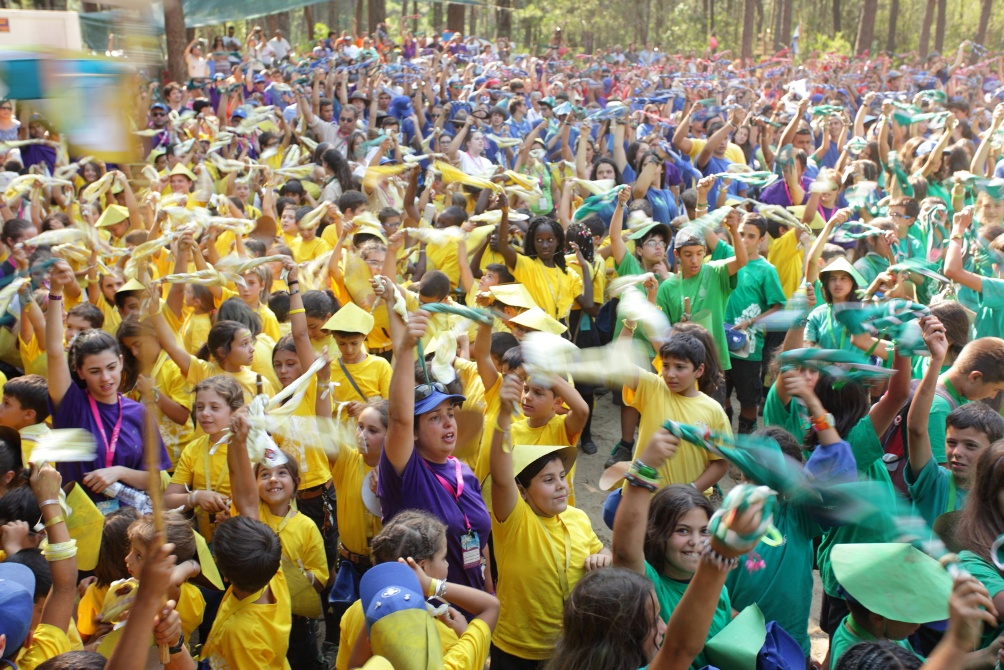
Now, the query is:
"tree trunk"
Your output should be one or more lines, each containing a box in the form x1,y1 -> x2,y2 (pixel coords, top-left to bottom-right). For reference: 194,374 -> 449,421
304,6 -> 313,42
496,0 -> 511,38
885,0 -> 898,52
832,0 -> 840,33
356,0 -> 365,35
277,10 -> 291,37
433,1 -> 443,33
709,0 -> 715,32
934,0 -> 946,51
446,3 -> 465,33
976,0 -> 992,45
855,0 -> 877,55
163,0 -> 187,84
772,0 -> 782,49
918,0 -> 935,57
740,0 -> 756,59
469,7 -> 476,37
779,0 -> 792,51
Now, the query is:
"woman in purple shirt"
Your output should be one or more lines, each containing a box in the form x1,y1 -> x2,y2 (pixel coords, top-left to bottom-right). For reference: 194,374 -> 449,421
46,261 -> 168,505
377,277 -> 491,593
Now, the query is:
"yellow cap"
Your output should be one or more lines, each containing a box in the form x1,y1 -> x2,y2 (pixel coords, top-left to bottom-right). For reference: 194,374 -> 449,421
489,283 -> 537,309
116,278 -> 147,293
511,444 -> 577,481
95,204 -> 130,228
323,301 -> 375,335
353,223 -> 388,244
168,163 -> 197,181
64,482 -> 105,571
509,307 -> 567,335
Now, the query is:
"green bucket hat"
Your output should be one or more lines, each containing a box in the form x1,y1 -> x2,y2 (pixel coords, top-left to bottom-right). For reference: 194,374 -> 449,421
832,543 -> 952,624
818,256 -> 867,290
627,220 -> 671,243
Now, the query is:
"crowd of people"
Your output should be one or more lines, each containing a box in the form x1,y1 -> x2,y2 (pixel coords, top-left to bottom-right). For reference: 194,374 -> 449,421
2,19 -> 1004,670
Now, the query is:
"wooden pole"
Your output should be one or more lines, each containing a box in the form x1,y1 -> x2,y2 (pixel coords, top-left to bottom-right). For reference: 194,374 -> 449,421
143,399 -> 170,665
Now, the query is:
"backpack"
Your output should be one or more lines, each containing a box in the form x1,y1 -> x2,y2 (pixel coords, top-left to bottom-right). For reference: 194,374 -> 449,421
595,297 -> 619,346
880,379 -> 960,498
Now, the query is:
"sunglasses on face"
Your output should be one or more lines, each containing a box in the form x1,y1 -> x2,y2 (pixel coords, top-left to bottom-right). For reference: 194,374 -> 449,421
415,382 -> 448,400
151,111 -> 167,117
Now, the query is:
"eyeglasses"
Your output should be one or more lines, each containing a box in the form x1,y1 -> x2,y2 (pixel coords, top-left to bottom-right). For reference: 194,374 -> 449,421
415,382 -> 448,400
339,117 -> 355,122
888,211 -> 912,220
643,239 -> 667,249
0,106 -> 12,111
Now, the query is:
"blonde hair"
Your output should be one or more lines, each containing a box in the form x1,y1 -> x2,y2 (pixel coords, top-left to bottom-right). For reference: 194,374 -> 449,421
128,511 -> 197,562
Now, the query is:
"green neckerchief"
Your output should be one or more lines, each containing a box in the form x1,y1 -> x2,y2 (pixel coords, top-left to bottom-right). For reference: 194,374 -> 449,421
941,377 -> 965,407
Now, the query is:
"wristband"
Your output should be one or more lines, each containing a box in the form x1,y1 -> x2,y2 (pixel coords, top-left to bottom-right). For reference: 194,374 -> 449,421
42,539 -> 77,562
624,471 -> 657,492
426,578 -> 440,598
287,279 -> 299,286
48,294 -> 62,301
949,233 -> 964,242
700,540 -> 739,572
167,634 -> 185,655
288,308 -> 305,315
38,499 -> 61,508
44,514 -> 66,528
810,412 -> 835,433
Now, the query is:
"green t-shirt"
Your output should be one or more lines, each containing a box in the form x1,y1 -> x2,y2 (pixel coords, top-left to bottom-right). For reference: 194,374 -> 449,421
656,260 -> 737,371
726,501 -> 822,655
853,252 -> 889,288
817,416 -> 898,597
644,561 -> 732,670
975,276 -> 1004,340
805,303 -> 856,353
710,240 -> 734,262
829,614 -> 919,669
905,458 -> 966,528
614,253 -> 663,361
959,550 -> 1004,649
763,385 -> 809,442
724,257 -> 787,362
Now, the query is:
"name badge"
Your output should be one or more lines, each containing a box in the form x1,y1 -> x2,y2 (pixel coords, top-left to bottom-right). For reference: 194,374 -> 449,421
460,531 -> 480,570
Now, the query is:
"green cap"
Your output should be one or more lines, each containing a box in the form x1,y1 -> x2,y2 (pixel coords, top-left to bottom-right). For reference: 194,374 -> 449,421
705,604 -> 767,670
832,543 -> 951,624
627,220 -> 671,243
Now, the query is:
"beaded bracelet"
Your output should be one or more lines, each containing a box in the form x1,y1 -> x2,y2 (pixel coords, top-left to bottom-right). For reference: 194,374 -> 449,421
624,471 -> 657,493
700,540 -> 739,572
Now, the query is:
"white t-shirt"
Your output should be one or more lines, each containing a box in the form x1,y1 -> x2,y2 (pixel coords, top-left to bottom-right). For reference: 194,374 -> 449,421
459,151 -> 493,177
269,37 -> 292,60
187,54 -> 210,79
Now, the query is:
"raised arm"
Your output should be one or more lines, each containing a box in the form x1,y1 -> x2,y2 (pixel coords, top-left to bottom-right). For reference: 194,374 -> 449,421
944,207 -> 983,292
495,193 -> 519,271
46,260 -> 75,409
672,108 -> 694,155
696,112 -> 735,169
31,464 -> 76,633
907,317 -> 949,479
490,374 -> 522,522
382,276 -> 428,474
608,186 -> 631,264
723,213 -> 747,276
447,117 -> 473,162
147,299 -> 192,379
973,105 -> 1004,177
612,428 -> 678,574
226,409 -> 260,520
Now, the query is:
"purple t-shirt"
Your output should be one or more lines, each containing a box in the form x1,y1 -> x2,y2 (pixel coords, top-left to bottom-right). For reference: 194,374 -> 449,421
379,446 -> 491,591
758,175 -> 813,207
51,383 -> 169,502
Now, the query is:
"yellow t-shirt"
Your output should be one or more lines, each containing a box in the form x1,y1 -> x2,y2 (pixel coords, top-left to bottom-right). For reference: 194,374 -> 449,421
329,440 -> 381,556
272,380 -> 332,490
171,435 -> 231,542
686,138 -> 747,167
766,227 -> 804,299
77,582 -> 110,638
178,581 -> 206,639
183,312 -> 213,356
444,619 -> 492,670
335,598 -> 460,670
331,354 -> 392,403
219,288 -> 283,344
510,414 -> 578,507
290,235 -> 333,264
321,222 -> 341,248
252,333 -> 281,393
187,356 -> 276,403
16,623 -> 72,670
427,241 -> 461,289
202,570 -> 292,670
492,498 -> 603,660
627,371 -> 728,486
566,254 -> 606,308
260,503 -> 330,586
453,359 -> 487,467
95,298 -> 122,337
19,422 -> 51,465
512,254 -> 583,322
18,332 -> 47,378
475,375 -> 508,482
126,351 -> 195,468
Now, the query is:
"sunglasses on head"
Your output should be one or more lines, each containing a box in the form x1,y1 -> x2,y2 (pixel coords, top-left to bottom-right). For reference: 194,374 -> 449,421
415,382 -> 448,400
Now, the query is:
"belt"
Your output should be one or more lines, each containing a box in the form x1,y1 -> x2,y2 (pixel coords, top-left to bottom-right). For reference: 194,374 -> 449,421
339,543 -> 372,566
368,345 -> 393,354
297,479 -> 333,500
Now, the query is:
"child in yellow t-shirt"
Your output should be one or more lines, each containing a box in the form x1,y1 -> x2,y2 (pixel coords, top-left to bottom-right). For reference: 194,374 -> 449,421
507,369 -> 589,507
164,376 -> 243,542
290,213 -> 333,264
77,507 -> 139,643
324,302 -> 393,414
0,375 -> 51,464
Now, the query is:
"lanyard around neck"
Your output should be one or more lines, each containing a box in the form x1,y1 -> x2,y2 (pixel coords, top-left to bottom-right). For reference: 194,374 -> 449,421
424,457 -> 471,531
87,392 -> 124,468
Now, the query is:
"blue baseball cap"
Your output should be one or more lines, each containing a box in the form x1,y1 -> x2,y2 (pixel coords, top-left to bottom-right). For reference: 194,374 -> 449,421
150,102 -> 168,112
253,73 -> 266,83
230,107 -> 248,120
361,562 -> 426,632
0,563 -> 36,656
413,382 -> 465,416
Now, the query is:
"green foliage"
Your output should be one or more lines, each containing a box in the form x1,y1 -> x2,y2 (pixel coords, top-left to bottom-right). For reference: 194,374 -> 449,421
804,32 -> 853,57
314,22 -> 330,42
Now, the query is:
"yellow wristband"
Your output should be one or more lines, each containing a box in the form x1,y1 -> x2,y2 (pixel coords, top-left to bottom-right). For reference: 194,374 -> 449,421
288,308 -> 305,315
44,515 -> 65,528
426,578 -> 439,598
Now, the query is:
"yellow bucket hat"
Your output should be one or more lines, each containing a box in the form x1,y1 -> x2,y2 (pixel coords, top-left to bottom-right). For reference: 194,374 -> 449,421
95,204 -> 130,228
116,278 -> 147,293
509,307 -> 567,335
168,163 -> 197,182
511,444 -> 577,482
323,301 -> 375,335
489,283 -> 537,310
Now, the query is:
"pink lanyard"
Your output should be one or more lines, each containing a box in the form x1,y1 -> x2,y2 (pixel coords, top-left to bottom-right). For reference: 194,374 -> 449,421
425,457 -> 471,531
87,392 -> 123,468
